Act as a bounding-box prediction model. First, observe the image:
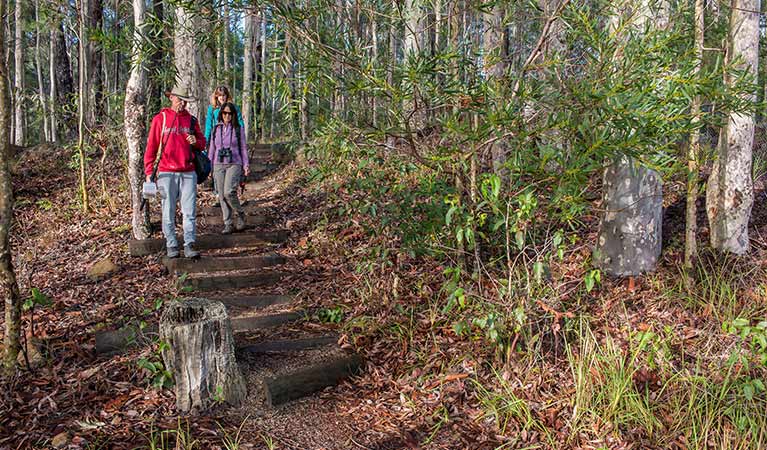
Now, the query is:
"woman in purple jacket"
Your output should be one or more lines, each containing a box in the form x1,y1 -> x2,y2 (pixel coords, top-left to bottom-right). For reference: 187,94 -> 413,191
209,102 -> 250,234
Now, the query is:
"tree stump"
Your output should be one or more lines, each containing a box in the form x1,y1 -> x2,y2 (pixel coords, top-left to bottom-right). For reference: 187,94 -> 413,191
159,298 -> 246,414
594,155 -> 663,277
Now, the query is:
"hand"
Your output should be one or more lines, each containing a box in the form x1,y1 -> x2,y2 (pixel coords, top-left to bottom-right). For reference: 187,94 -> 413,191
146,175 -> 152,183
186,134 -> 197,146
244,167 -> 250,177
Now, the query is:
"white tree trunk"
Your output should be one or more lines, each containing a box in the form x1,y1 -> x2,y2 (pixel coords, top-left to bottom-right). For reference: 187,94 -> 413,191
13,0 -> 24,146
77,0 -> 89,211
48,24 -> 57,143
223,1 -> 230,87
242,8 -> 255,141
34,0 -> 49,142
125,0 -> 149,240
174,3 -> 204,119
706,0 -> 759,254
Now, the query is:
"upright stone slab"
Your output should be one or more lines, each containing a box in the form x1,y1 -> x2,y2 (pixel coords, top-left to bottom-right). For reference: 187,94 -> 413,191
594,155 -> 662,276
160,298 -> 246,413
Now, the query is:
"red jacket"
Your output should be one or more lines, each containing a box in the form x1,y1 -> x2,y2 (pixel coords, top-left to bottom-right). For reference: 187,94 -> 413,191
144,108 -> 206,177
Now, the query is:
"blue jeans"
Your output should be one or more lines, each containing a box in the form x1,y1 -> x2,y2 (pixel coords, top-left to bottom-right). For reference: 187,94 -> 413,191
157,171 -> 197,249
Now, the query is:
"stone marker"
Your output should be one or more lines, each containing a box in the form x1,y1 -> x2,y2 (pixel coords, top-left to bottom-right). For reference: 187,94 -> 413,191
160,298 -> 246,413
594,156 -> 662,276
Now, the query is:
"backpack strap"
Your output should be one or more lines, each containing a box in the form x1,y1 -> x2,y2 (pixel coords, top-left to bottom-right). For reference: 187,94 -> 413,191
150,111 -> 169,182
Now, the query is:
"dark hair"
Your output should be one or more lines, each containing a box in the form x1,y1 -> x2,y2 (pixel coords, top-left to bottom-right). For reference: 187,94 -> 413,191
217,102 -> 240,129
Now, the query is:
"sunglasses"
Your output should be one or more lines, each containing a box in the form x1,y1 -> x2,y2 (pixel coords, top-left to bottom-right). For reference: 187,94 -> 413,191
221,111 -> 233,116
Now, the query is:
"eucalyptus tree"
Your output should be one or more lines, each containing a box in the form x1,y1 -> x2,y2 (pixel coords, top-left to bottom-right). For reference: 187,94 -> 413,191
174,1 -> 206,119
705,0 -> 760,255
125,0 -> 149,240
593,0 -> 667,278
0,0 -> 22,371
14,0 -> 24,146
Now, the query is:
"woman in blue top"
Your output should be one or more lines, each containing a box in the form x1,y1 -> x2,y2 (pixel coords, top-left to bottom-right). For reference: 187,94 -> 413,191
205,86 -> 244,144
209,102 -> 250,234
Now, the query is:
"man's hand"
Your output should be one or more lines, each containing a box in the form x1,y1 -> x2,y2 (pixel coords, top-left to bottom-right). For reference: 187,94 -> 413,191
244,167 -> 250,177
186,134 -> 197,146
146,175 -> 152,183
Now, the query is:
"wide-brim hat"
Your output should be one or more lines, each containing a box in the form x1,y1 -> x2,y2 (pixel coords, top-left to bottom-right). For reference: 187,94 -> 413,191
165,84 -> 195,102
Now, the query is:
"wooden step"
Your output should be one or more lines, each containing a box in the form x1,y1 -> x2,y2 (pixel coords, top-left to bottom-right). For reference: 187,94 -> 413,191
198,202 -> 264,217
95,311 -> 303,355
264,354 -> 363,406
239,336 -> 338,354
231,311 -> 304,330
183,271 -> 286,292
129,230 -> 288,256
214,294 -> 293,308
163,253 -> 285,273
251,163 -> 280,172
196,215 -> 267,227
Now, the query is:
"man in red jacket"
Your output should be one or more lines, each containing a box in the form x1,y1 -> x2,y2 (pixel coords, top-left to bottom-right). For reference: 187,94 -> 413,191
144,85 -> 206,258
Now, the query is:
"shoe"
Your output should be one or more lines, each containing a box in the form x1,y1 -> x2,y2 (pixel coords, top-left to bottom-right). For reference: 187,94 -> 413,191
167,246 -> 180,258
222,224 -> 233,235
184,244 -> 200,259
234,213 -> 246,231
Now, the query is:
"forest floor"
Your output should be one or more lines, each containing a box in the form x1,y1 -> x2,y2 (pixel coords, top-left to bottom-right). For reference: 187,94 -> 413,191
0,142 -> 766,449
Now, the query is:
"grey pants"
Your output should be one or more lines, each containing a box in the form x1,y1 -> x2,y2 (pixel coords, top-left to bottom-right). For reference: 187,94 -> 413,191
213,164 -> 244,226
157,171 -> 197,249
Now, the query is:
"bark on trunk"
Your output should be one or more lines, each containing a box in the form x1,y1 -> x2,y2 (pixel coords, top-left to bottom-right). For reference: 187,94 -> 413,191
594,156 -> 663,276
685,0 -> 704,267
174,2 -> 204,118
34,0 -> 49,142
126,0 -> 149,240
705,0 -> 759,255
159,298 -> 246,413
0,0 -> 21,371
91,0 -> 104,124
55,22 -> 74,131
595,0 -> 665,276
77,0 -> 90,211
13,0 -> 24,146
48,25 -> 57,143
242,8 -> 255,141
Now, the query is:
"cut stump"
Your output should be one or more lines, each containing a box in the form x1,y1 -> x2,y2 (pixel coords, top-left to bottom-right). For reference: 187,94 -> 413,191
160,298 -> 246,413
264,353 -> 363,406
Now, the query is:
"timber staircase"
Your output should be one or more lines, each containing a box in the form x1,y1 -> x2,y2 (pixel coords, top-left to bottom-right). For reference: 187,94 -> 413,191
96,143 -> 361,407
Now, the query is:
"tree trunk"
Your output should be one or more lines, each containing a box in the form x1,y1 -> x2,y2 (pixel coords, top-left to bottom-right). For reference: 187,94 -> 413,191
0,0 -> 21,372
13,0 -> 24,146
483,2 -> 506,178
48,24 -> 57,143
242,8 -> 255,141
55,22 -> 74,131
91,0 -> 104,124
595,0 -> 664,276
223,1 -> 230,88
34,0 -> 49,143
160,298 -> 246,413
705,0 -> 759,255
147,0 -> 165,116
174,1 -> 204,118
259,15 -> 268,141
77,0 -> 90,212
126,0 -> 149,240
685,0 -> 704,267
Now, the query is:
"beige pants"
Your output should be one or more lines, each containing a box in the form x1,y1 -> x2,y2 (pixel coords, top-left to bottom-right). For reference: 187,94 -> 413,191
213,164 -> 243,226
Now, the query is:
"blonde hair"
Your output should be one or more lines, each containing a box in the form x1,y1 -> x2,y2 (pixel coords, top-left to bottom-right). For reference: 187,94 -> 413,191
210,86 -> 232,107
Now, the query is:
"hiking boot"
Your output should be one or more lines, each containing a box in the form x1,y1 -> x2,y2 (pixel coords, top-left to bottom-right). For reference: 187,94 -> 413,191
184,244 -> 200,259
221,224 -> 233,235
234,213 -> 246,231
167,246 -> 180,259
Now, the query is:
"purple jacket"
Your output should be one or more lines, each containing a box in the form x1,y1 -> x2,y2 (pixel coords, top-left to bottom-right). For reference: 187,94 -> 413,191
208,123 -> 249,170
